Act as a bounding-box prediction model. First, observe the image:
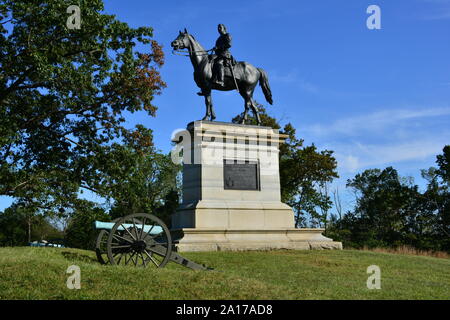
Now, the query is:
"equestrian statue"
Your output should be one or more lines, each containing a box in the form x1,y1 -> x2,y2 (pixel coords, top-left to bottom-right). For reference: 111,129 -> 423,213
171,24 -> 273,125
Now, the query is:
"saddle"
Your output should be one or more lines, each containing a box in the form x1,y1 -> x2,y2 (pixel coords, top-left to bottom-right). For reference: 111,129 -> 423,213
223,64 -> 238,79
209,54 -> 239,80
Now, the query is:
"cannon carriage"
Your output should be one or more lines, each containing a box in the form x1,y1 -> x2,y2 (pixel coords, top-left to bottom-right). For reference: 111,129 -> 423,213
94,213 -> 211,271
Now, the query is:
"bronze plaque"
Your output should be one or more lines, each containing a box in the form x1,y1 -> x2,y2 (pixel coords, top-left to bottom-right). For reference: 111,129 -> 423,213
223,160 -> 259,190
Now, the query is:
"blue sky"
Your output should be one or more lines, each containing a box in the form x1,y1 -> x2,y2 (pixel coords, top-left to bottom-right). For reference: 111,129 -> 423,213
1,0 -> 449,211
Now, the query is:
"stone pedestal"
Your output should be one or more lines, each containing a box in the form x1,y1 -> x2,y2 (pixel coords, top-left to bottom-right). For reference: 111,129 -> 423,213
171,121 -> 342,251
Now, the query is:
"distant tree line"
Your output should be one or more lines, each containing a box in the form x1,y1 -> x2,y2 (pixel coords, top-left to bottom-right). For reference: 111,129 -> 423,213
326,146 -> 450,252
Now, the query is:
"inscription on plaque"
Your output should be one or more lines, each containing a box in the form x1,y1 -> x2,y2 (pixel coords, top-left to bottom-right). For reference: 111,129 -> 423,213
223,160 -> 260,190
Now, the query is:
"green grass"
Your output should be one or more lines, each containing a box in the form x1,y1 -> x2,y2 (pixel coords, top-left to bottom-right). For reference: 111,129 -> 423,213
0,247 -> 449,299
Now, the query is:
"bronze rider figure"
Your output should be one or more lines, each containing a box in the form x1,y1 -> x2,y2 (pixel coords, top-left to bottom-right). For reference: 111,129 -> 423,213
212,24 -> 232,87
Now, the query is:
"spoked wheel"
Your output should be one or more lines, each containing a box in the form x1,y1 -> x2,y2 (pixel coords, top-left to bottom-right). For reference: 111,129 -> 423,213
106,213 -> 172,268
95,218 -> 120,265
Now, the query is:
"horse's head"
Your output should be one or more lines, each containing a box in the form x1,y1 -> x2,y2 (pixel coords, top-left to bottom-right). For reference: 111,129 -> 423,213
171,28 -> 190,50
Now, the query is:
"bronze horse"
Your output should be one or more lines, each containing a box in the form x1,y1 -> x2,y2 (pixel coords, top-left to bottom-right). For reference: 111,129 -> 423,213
171,29 -> 273,125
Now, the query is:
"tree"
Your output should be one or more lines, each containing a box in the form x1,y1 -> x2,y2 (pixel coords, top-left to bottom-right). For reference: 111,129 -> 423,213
279,124 -> 338,227
0,206 -> 29,246
64,200 -> 109,250
81,125 -> 181,226
60,125 -> 180,249
0,0 -> 166,215
420,146 -> 450,250
436,145 -> 450,185
327,164 -> 449,251
232,105 -> 339,228
346,167 -> 422,247
0,204 -> 63,246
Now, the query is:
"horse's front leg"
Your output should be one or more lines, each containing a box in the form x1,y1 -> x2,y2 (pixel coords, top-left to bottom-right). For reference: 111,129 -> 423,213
207,93 -> 216,121
201,90 -> 214,121
201,89 -> 211,121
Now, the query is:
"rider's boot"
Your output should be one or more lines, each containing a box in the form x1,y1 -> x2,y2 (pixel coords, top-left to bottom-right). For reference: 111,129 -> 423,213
216,66 -> 225,87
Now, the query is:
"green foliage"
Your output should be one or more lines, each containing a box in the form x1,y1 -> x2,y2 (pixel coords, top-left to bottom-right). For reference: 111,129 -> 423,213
0,204 -> 63,246
280,124 -> 338,227
0,0 -> 177,249
61,126 -> 180,248
232,105 -> 338,227
421,146 -> 450,250
328,167 -> 425,248
327,146 -> 450,252
84,125 -> 180,226
436,145 -> 450,185
0,0 -> 166,213
0,206 -> 28,246
64,201 -> 109,250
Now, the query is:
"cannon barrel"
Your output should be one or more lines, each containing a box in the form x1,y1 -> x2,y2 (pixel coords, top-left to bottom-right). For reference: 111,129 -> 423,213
94,221 -> 162,235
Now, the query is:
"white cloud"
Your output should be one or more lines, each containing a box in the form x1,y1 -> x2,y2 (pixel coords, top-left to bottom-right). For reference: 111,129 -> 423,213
307,107 -> 450,137
302,106 -> 450,175
335,138 -> 447,173
339,154 -> 360,172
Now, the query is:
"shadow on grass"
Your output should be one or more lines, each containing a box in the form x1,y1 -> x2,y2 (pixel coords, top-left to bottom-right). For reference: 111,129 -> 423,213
61,251 -> 98,263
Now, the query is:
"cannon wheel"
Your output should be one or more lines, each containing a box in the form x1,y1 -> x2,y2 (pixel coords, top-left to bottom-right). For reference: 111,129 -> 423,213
95,218 -> 120,265
106,213 -> 172,268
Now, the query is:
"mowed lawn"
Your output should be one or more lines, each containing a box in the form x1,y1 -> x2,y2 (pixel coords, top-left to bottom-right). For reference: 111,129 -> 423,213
0,247 -> 449,299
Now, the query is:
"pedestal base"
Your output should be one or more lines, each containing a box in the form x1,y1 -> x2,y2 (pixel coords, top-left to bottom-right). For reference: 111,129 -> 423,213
172,200 -> 295,229
172,228 -> 343,252
171,121 -> 342,252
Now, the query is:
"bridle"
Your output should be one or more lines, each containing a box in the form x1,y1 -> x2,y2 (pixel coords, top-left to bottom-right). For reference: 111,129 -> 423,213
171,36 -> 213,57
172,48 -> 213,57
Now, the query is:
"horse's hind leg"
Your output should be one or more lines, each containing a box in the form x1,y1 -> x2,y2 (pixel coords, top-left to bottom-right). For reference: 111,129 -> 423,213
240,92 -> 251,125
240,99 -> 250,124
249,97 -> 261,125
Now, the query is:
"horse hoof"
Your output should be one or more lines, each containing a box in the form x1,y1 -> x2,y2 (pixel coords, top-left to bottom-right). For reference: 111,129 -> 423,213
210,116 -> 216,121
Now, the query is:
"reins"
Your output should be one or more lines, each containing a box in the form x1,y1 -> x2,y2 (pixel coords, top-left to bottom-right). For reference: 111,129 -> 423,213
172,48 -> 213,57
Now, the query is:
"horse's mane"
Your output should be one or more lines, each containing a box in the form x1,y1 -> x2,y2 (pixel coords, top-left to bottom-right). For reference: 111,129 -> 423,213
187,33 -> 206,52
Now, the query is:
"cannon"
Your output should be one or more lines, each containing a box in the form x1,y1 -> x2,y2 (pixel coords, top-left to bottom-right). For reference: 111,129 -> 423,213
94,213 -> 211,271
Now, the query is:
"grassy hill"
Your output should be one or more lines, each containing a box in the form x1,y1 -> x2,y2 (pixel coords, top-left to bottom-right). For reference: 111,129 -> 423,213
0,247 -> 449,299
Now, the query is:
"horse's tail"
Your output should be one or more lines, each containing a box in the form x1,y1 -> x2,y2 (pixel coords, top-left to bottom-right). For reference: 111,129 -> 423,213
258,68 -> 273,105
